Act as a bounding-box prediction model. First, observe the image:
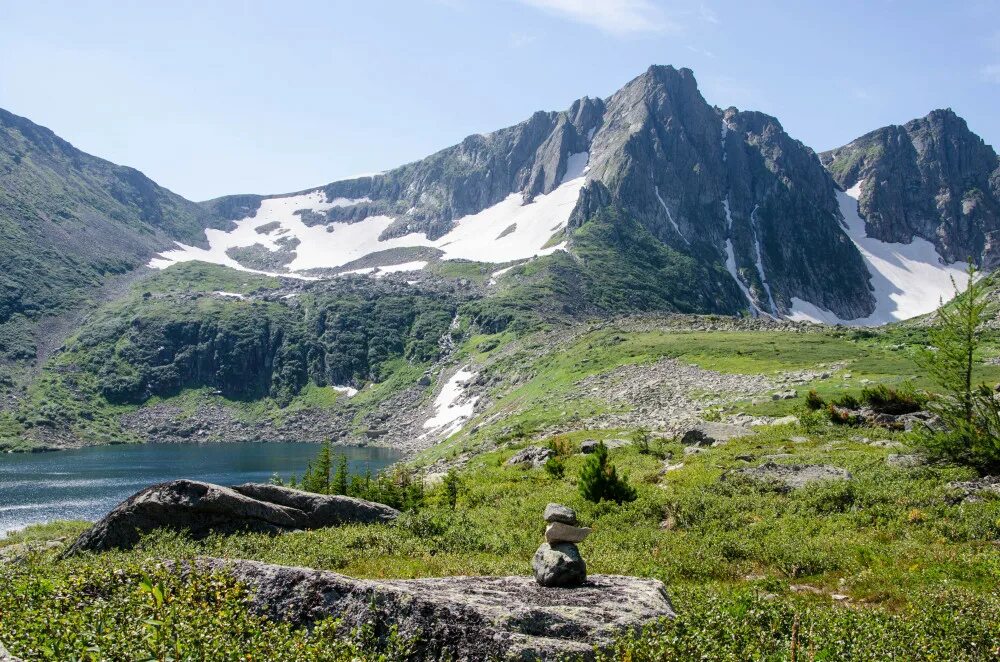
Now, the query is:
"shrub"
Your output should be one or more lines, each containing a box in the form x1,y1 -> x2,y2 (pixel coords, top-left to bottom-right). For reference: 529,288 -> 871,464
860,383 -> 925,414
547,435 -> 572,457
805,389 -> 825,410
544,456 -> 565,479
833,393 -> 860,409
441,470 -> 460,510
578,441 -> 637,504
631,427 -> 652,454
828,404 -> 860,426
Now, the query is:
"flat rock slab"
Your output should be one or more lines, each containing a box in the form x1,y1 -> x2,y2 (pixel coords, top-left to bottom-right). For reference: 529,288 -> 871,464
65,480 -> 400,555
947,476 -> 1000,503
188,557 -> 675,661
725,462 -> 852,491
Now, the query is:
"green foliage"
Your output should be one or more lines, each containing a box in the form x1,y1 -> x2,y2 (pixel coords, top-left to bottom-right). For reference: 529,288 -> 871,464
919,263 -> 1000,471
441,470 -> 460,510
0,558 -> 416,660
543,456 -> 566,479
860,383 -> 926,414
332,453 -> 350,496
578,441 -> 637,504
631,427 -> 652,454
301,441 -> 334,494
805,389 -> 825,410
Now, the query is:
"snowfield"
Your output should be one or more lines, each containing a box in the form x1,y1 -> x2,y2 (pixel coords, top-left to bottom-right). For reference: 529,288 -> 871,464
149,153 -> 589,277
789,182 -> 968,325
422,367 -> 478,438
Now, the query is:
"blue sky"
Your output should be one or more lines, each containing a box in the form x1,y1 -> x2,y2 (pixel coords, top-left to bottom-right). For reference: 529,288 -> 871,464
2,0 -> 998,201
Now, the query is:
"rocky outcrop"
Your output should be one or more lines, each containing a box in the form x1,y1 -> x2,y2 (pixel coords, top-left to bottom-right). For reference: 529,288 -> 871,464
0,641 -> 21,662
185,557 -> 674,661
681,421 -> 750,447
725,462 -> 852,491
821,109 -> 1000,266
947,476 -> 1000,503
507,446 -> 554,468
64,480 -> 399,554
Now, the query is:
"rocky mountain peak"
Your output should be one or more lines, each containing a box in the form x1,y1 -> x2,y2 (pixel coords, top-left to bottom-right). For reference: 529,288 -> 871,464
821,108 -> 1000,265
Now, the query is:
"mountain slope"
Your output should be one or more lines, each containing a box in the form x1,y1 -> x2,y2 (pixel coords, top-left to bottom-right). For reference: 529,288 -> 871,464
157,66 -> 876,321
0,108 -> 223,360
821,109 -> 1000,266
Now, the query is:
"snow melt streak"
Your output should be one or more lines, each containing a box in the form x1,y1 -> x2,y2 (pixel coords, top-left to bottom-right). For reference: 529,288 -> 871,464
788,182 -> 968,325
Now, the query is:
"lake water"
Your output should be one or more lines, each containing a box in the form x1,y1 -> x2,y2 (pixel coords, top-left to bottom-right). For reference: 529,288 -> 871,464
0,443 -> 401,537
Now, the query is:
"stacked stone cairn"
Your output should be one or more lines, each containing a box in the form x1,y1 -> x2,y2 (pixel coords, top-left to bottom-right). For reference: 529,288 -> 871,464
532,503 -> 591,587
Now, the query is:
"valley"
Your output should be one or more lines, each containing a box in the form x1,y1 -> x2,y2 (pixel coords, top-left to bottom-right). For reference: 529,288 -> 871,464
1,59 -> 999,660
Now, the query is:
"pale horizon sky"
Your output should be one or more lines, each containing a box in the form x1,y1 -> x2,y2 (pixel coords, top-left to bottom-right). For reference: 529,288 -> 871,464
2,0 -> 998,201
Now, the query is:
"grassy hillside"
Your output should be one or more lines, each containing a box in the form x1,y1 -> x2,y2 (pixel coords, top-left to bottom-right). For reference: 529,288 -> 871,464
3,416 -> 998,659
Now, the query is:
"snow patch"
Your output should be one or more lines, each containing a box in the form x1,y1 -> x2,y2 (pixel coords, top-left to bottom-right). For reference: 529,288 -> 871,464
150,154 -> 589,277
723,198 -> 762,316
748,204 -> 778,316
422,367 -> 478,437
213,291 -> 246,300
788,182 -> 969,325
331,385 -> 358,397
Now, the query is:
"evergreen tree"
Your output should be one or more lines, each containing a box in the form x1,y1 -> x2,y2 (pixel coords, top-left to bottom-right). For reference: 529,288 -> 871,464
302,441 -> 333,494
332,453 -> 350,496
920,263 -> 1000,471
578,441 -> 637,504
441,469 -> 460,510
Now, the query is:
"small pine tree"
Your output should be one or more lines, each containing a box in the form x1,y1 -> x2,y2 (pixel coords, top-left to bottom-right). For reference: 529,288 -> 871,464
331,453 -> 350,496
631,427 -> 651,454
543,456 -> 565,479
441,469 -> 460,510
578,441 -> 637,504
302,441 -> 333,494
919,263 -> 1000,470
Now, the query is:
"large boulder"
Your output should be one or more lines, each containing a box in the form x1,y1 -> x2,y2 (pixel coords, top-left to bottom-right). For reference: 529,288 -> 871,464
65,480 -> 400,555
183,557 -> 674,661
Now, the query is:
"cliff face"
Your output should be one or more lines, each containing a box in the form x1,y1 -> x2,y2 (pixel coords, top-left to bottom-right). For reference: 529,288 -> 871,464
821,109 -> 1000,267
578,66 -> 874,319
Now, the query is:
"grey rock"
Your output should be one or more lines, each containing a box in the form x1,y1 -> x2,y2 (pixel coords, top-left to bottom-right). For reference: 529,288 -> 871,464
822,109 -> 1000,267
580,439 -> 600,454
544,522 -> 591,544
886,454 -> 926,469
543,503 -> 577,525
680,422 -> 749,447
947,476 -> 1000,503
772,390 -> 797,400
65,480 -> 399,554
0,641 -> 21,662
533,542 -> 587,588
183,557 -> 673,661
507,446 -> 554,468
726,462 -> 852,491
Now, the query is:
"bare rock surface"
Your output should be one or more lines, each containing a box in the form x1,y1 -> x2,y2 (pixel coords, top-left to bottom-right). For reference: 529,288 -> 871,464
947,476 -> 1000,503
726,462 -> 852,491
507,446 -> 554,468
0,641 -> 21,662
186,557 -> 674,661
65,480 -> 399,555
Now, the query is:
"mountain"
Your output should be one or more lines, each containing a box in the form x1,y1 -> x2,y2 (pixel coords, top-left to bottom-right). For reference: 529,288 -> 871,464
165,66 -> 875,321
821,109 -> 1000,267
0,108 -> 224,360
